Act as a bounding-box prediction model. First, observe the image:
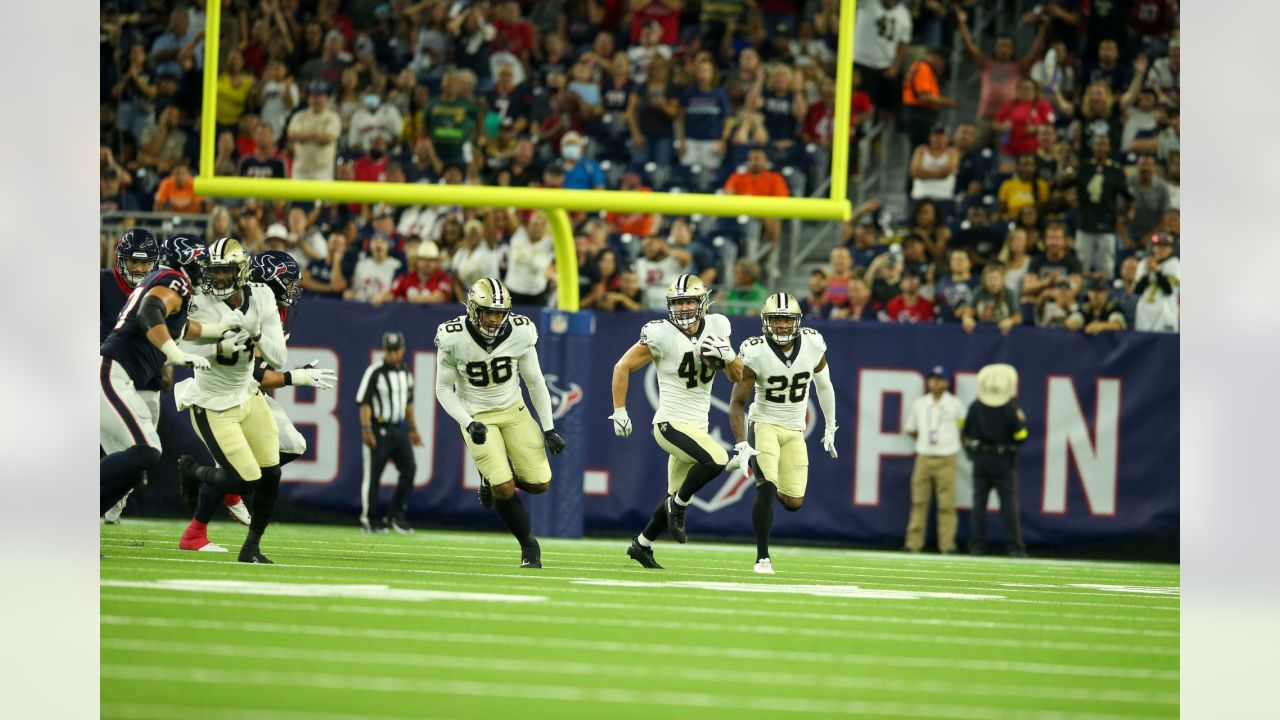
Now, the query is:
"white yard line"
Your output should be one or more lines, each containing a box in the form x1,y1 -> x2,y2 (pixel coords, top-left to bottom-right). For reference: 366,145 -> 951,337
100,615 -> 1179,681
99,663 -> 1158,720
99,550 -> 1180,612
100,703 -> 452,720
101,638 -> 1178,706
97,589 -> 1174,655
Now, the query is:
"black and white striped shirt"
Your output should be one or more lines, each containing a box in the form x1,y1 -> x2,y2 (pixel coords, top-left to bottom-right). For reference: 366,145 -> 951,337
356,361 -> 414,424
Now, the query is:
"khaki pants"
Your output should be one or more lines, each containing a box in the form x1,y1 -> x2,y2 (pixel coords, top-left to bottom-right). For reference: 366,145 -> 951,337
904,453 -> 958,552
749,422 -> 809,499
652,422 -> 730,494
462,402 -> 550,486
189,392 -> 279,482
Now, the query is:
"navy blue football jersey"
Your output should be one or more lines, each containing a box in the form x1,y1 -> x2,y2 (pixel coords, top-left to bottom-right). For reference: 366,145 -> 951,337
99,268 -> 132,343
100,268 -> 194,387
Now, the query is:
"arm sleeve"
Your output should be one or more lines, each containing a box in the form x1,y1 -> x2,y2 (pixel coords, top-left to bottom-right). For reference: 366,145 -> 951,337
254,299 -> 288,369
518,347 -> 556,431
812,363 -> 837,431
903,398 -> 918,434
433,349 -> 475,427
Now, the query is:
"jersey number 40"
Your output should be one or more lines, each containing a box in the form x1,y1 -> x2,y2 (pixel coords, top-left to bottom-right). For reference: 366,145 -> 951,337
677,352 -> 717,389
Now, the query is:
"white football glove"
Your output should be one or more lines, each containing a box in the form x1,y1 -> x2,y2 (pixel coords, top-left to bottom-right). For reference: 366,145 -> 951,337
219,328 -> 252,354
732,441 -> 760,469
160,339 -> 212,370
822,424 -> 839,459
199,309 -> 246,339
292,367 -> 336,389
700,335 -> 736,364
609,408 -> 632,438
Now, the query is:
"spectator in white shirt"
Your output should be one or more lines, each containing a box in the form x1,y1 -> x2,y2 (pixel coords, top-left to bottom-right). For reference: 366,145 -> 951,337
1133,233 -> 1179,332
451,219 -> 500,294
344,233 -> 403,307
503,211 -> 557,305
634,235 -> 693,312
347,92 -> 404,154
853,0 -> 912,122
903,366 -> 966,554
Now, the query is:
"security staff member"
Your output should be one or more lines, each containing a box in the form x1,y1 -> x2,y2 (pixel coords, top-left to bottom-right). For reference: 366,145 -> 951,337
903,366 -> 966,554
356,331 -> 422,534
962,363 -> 1029,557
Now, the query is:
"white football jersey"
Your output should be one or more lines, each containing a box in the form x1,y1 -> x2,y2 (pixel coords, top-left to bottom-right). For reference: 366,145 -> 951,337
641,313 -> 733,425
738,327 -> 828,432
175,284 -> 283,412
434,313 -> 539,415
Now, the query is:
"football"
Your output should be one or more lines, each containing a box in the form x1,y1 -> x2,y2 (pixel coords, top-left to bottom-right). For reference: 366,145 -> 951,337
700,336 -> 728,369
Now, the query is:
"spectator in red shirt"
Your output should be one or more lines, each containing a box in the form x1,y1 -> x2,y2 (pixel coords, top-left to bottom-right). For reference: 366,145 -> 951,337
883,269 -> 936,324
956,6 -> 1048,137
386,241 -> 452,305
629,0 -> 682,46
492,1 -> 535,65
354,136 -> 391,183
994,78 -> 1056,159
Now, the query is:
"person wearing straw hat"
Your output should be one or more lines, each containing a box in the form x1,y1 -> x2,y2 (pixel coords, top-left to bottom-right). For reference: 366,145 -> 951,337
962,363 -> 1029,557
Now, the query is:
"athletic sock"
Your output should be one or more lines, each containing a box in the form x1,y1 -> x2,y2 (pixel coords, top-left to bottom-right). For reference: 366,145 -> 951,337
494,494 -> 533,545
241,529 -> 263,553
675,461 -> 725,504
249,467 -> 281,536
635,534 -> 653,548
193,481 -> 224,524
753,482 -> 778,562
640,495 -> 669,542
672,494 -> 689,507
181,519 -> 208,541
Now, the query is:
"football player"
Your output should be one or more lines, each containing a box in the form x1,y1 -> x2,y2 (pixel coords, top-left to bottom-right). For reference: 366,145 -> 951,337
100,229 -> 160,523
100,235 -> 244,517
172,237 -> 287,563
248,250 -> 334,466
434,278 -> 566,568
728,293 -> 838,574
100,231 -> 252,525
610,274 -> 741,569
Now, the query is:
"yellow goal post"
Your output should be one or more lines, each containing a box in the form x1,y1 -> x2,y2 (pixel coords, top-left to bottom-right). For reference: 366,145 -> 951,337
194,1 -> 858,311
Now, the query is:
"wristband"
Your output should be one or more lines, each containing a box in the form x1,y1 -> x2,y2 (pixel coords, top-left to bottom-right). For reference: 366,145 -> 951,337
159,339 -> 186,365
198,321 -> 225,339
283,371 -> 293,386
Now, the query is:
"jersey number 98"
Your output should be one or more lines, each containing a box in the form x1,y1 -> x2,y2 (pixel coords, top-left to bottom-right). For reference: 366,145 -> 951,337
464,357 -> 514,387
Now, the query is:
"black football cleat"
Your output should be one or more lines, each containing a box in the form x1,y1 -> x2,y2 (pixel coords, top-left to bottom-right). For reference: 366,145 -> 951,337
666,495 -> 688,544
177,455 -> 201,511
627,540 -> 663,569
520,538 -> 542,569
389,515 -> 414,535
238,547 -> 274,564
1008,547 -> 1029,558
478,476 -> 494,509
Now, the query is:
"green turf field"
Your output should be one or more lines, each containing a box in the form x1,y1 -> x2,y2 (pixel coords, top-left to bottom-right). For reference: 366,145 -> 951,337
100,520 -> 1178,720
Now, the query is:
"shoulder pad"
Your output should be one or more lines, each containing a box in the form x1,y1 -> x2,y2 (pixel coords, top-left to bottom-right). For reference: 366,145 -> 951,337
434,317 -> 467,348
639,320 -> 665,346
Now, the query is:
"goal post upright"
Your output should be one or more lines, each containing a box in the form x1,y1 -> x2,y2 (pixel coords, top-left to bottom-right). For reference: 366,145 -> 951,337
193,4 -> 858,312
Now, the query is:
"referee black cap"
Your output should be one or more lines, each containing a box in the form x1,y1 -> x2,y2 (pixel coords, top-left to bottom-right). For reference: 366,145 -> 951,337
382,331 -> 405,351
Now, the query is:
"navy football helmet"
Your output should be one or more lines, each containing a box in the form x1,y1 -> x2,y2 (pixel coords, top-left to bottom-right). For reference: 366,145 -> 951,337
249,250 -> 303,307
115,228 -> 160,287
160,234 -> 210,287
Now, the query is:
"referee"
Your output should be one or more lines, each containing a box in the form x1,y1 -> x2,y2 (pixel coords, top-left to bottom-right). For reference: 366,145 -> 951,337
356,331 -> 422,534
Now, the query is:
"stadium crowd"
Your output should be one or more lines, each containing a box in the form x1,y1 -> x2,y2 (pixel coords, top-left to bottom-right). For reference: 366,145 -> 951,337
100,0 -> 1179,332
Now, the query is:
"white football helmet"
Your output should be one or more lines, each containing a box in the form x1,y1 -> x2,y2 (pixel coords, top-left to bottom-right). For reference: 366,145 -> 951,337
204,237 -> 251,300
665,274 -> 711,329
761,292 -> 802,345
466,277 -> 513,338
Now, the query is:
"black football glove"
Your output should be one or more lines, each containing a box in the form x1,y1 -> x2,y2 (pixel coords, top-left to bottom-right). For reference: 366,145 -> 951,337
544,429 -> 567,456
466,421 -> 487,445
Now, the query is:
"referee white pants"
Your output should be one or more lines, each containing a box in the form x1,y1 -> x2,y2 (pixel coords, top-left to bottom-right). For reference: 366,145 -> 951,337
99,357 -> 161,454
